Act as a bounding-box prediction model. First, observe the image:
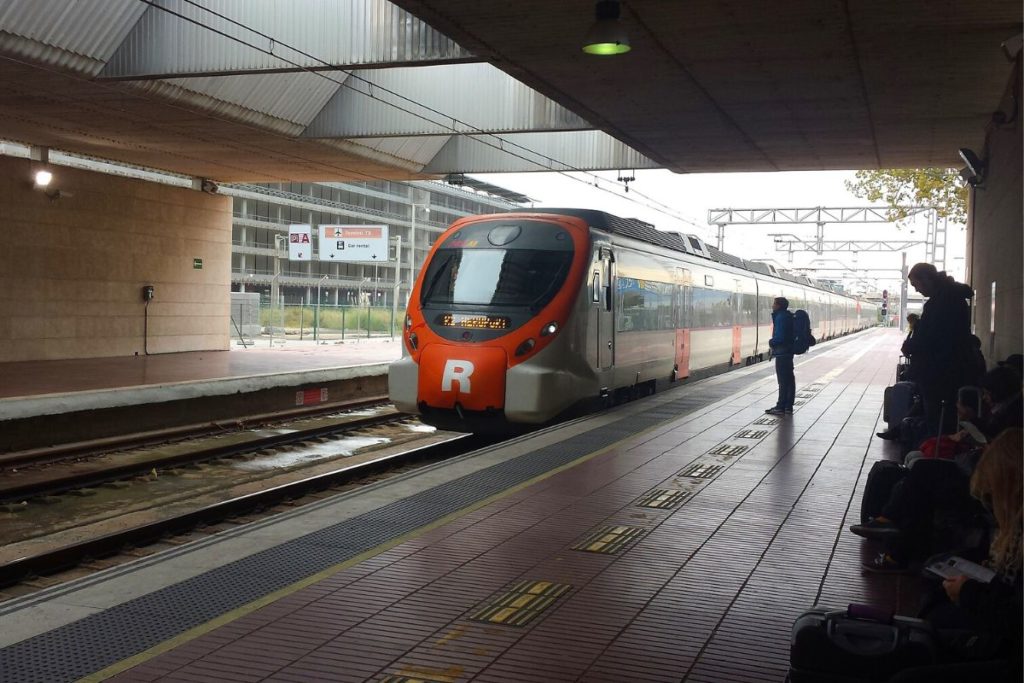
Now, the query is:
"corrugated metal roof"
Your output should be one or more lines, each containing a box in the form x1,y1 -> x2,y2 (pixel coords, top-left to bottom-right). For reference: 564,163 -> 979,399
423,131 -> 659,174
163,71 -> 347,127
101,0 -> 473,78
303,63 -> 590,137
0,0 -> 144,74
346,135 -> 452,168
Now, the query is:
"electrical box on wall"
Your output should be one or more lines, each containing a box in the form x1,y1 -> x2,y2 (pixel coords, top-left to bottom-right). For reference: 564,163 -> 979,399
142,285 -> 154,301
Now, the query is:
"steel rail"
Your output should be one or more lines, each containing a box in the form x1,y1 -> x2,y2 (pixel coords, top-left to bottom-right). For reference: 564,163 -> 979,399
0,433 -> 489,588
0,410 -> 411,503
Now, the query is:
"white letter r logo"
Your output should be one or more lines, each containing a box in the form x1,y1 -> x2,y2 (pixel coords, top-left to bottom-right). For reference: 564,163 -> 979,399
441,359 -> 474,393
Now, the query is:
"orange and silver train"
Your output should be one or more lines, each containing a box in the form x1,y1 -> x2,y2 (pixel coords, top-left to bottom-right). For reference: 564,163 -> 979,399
388,209 -> 877,431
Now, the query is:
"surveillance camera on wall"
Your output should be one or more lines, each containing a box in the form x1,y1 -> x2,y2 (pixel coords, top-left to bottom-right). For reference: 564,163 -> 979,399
958,148 -> 985,186
200,179 -> 219,194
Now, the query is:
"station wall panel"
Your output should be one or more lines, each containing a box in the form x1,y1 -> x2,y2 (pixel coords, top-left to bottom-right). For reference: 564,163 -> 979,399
0,156 -> 232,361
966,59 -> 1022,366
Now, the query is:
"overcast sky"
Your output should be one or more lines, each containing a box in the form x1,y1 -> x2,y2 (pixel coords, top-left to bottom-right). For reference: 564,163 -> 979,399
472,169 -> 967,294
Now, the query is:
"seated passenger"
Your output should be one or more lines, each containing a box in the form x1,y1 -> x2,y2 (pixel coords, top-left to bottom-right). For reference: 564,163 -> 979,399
997,352 -> 1022,380
976,366 -> 1023,438
852,422 -> 1010,571
887,429 -> 1022,683
903,392 -> 986,468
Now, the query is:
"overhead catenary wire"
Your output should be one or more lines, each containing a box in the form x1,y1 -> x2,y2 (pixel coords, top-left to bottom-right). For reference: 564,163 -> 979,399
137,0 -> 703,230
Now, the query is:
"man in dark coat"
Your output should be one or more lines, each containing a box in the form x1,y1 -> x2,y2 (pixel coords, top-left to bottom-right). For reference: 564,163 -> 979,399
902,263 -> 975,433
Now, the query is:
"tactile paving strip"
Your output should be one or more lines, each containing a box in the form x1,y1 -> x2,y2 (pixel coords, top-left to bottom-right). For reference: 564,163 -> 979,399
678,462 -> 726,479
708,444 -> 748,457
0,364 -> 781,683
635,489 -> 692,509
469,580 -> 571,627
571,525 -> 647,554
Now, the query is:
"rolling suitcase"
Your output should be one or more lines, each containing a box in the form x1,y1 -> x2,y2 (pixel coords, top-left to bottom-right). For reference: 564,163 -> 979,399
895,356 -> 911,383
859,460 -> 907,523
882,381 -> 916,431
788,605 -> 937,683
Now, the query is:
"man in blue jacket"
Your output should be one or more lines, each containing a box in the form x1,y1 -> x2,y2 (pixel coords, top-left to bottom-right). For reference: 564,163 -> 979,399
766,297 -> 795,416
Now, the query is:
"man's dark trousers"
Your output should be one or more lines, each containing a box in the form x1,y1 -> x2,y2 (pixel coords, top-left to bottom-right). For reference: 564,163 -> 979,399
775,354 -> 795,410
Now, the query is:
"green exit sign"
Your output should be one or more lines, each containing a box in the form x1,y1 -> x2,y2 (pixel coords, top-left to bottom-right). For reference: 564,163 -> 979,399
193,258 -> 203,269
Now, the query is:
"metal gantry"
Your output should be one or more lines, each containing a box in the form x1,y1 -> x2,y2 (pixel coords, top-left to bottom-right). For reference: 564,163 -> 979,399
706,206 -> 947,271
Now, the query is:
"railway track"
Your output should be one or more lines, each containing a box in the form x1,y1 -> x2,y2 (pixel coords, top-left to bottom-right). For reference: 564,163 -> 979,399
0,429 -> 493,592
0,407 -> 411,503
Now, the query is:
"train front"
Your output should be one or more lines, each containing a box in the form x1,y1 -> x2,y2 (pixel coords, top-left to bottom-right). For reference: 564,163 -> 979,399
388,213 -> 591,432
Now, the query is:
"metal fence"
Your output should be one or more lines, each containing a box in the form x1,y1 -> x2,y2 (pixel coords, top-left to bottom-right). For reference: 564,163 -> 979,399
231,302 -> 402,345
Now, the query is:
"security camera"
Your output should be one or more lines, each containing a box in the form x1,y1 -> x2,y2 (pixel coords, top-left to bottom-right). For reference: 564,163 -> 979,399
200,179 -> 219,194
958,148 -> 985,186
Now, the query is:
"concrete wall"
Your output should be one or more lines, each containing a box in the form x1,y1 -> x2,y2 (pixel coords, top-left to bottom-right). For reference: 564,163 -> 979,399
966,56 -> 1023,366
0,156 -> 232,361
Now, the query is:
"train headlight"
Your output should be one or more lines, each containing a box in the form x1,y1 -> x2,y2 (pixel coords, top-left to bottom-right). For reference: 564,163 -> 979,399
515,338 -> 536,356
408,332 -> 418,350
405,314 -> 412,330
540,321 -> 559,336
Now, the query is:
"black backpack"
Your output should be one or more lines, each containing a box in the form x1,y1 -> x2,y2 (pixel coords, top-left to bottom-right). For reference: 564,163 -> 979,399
793,309 -> 816,354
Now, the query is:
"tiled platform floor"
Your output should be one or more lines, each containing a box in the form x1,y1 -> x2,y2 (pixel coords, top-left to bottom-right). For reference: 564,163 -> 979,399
0,339 -> 401,399
108,330 -> 910,683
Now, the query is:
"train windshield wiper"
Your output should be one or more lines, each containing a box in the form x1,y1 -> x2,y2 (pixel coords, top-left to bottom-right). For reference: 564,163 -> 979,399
421,254 -> 454,303
528,261 -> 569,312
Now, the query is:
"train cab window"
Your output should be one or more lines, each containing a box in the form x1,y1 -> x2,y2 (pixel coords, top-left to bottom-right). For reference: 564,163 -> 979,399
592,271 -> 601,303
420,248 -> 574,310
420,218 -> 575,314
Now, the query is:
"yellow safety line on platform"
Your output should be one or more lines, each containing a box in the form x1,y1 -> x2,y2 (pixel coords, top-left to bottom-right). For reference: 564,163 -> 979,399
82,329 -> 885,682
80,421 -> 663,681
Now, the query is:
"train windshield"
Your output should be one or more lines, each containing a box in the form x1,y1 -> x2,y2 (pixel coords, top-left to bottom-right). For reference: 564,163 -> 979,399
420,248 -> 574,310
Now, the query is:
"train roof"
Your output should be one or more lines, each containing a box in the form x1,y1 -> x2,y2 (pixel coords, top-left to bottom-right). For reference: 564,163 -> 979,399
507,208 -> 865,301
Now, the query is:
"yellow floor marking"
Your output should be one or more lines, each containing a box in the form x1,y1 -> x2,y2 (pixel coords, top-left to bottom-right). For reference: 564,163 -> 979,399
395,663 -> 465,682
84,332 -> 885,681
83,420 -> 645,682
434,625 -> 465,648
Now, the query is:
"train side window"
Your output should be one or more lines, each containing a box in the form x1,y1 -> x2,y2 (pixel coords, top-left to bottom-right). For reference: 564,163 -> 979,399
705,275 -> 714,287
592,271 -> 601,303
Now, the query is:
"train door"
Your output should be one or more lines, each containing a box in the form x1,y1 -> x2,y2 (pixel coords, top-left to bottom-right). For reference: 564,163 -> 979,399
675,270 -> 692,379
597,247 -> 615,372
731,279 -> 743,365
753,278 -> 761,354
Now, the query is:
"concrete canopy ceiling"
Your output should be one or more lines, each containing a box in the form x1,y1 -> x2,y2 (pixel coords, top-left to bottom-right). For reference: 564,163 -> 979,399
0,0 -> 1019,181
392,0 -> 1022,172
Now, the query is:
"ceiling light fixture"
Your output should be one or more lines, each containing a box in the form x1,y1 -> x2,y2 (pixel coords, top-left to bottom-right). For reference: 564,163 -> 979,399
583,1 -> 631,56
34,169 -> 53,188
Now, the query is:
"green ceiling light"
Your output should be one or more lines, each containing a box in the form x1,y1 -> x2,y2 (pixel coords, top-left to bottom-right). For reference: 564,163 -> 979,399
583,1 -> 631,55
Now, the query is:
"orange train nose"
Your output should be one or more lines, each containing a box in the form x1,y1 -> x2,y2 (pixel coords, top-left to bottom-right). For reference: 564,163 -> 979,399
417,345 -> 507,412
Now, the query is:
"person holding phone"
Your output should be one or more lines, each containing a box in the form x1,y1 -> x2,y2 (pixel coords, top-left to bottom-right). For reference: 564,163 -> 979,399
889,429 -> 1022,683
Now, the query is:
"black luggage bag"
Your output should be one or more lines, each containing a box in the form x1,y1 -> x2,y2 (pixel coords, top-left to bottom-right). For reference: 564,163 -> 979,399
860,460 -> 907,524
788,605 -> 937,683
895,356 -> 911,383
882,381 -> 917,432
